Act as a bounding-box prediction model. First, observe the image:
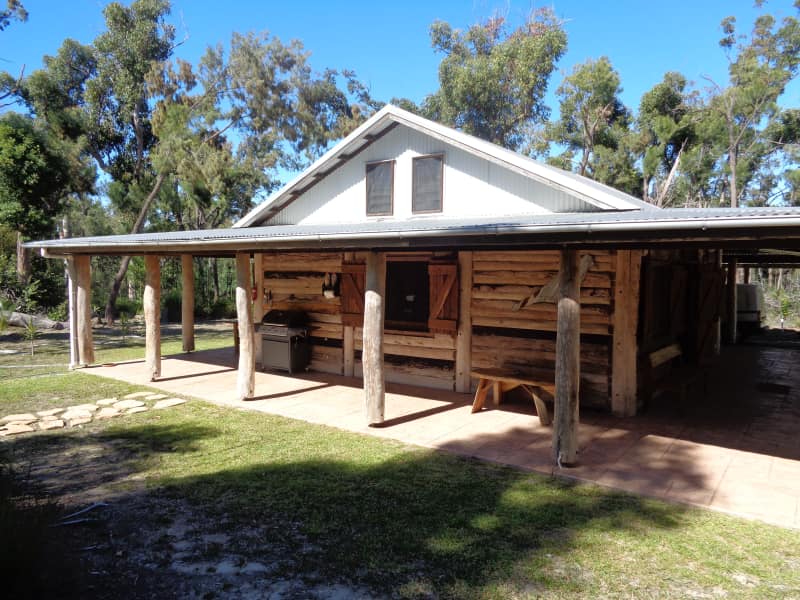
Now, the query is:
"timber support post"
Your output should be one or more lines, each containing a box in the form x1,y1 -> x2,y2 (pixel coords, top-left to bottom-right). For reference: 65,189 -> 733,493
253,253 -> 264,368
553,249 -> 580,467
611,250 -> 642,416
725,258 -> 738,344
235,252 -> 255,400
455,251 -> 473,393
74,255 -> 94,366
144,255 -> 161,380
64,258 -> 79,369
362,251 -> 385,425
181,254 -> 195,352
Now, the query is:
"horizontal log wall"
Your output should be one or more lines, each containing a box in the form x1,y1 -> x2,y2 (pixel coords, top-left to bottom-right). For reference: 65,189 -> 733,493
262,251 -> 344,374
262,251 -> 457,385
470,250 -> 615,408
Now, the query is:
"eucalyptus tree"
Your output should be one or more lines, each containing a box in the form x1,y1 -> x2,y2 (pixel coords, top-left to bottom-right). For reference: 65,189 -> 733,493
706,4 -> 800,207
545,56 -> 638,193
0,0 -> 26,31
421,10 -> 567,151
636,72 -> 700,206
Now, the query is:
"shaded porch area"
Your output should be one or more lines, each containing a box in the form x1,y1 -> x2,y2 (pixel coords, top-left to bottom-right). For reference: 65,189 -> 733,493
92,334 -> 800,529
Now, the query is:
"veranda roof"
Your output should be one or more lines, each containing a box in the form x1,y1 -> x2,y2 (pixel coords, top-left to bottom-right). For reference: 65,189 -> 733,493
27,206 -> 800,257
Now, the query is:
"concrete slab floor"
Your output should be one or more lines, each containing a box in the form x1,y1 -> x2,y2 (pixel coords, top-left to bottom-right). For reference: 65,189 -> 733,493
89,336 -> 800,530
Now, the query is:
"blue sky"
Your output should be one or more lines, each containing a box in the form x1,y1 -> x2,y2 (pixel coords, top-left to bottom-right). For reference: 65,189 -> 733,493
2,0 -> 797,115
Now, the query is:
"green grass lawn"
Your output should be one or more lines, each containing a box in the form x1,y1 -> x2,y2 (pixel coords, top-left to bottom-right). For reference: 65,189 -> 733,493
2,327 -> 799,598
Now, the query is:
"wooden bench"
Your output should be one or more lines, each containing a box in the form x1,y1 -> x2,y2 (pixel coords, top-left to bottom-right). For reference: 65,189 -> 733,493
643,343 -> 697,407
470,368 -> 552,425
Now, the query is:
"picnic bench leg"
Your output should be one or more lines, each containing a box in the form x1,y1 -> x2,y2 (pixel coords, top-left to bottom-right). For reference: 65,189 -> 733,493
522,385 -> 551,426
492,380 -> 502,407
471,378 -> 491,413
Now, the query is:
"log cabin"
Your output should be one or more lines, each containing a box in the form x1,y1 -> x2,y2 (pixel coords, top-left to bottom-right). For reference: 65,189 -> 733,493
28,105 -> 800,465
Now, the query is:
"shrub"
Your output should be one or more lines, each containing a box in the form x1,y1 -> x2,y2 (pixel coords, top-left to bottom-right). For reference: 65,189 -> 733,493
47,301 -> 68,322
162,289 -> 182,323
114,297 -> 141,319
209,298 -> 236,319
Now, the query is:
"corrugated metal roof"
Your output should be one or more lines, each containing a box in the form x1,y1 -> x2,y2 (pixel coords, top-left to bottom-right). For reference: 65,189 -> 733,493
27,206 -> 800,255
233,105 -> 654,228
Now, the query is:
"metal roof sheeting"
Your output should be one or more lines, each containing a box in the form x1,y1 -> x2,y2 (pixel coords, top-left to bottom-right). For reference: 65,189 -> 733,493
27,207 -> 800,256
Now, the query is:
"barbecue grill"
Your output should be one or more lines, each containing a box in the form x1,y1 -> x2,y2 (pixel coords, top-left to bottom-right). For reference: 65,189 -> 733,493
260,309 -> 311,374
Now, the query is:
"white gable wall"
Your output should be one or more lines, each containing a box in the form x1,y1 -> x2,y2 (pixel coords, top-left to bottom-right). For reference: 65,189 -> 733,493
264,125 -> 597,226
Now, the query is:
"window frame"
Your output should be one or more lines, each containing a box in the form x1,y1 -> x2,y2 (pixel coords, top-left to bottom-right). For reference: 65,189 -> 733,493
411,153 -> 445,214
365,159 -> 395,216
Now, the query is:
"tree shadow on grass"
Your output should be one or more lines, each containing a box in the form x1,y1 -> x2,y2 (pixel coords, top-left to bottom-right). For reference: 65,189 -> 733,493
5,417 -> 690,598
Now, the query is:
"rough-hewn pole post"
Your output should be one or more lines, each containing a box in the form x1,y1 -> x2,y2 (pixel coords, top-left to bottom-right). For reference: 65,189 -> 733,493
363,251 -> 385,425
181,254 -> 195,352
553,249 -> 580,467
235,252 -> 255,401
74,255 -> 95,366
143,255 -> 161,380
64,258 -> 80,369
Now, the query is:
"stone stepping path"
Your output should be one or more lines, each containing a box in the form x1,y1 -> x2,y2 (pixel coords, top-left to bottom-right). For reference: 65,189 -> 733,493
0,392 -> 189,437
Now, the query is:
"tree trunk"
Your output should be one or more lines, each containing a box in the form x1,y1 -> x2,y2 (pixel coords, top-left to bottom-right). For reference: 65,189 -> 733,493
212,258 -> 220,303
104,172 -> 166,324
15,231 -> 30,285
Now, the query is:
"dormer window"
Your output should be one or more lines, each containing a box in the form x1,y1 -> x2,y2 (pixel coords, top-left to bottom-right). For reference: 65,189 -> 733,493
412,154 -> 444,213
366,160 -> 394,216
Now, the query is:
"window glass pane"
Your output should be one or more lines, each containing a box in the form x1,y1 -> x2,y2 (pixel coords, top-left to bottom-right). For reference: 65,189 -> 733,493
412,155 -> 443,212
385,261 -> 429,331
366,161 -> 393,215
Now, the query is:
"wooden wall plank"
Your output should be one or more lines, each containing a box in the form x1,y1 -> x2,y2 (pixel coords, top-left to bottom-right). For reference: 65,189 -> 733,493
611,250 -> 643,417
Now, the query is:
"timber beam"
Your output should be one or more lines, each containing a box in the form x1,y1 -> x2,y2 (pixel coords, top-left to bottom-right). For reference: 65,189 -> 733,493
181,254 -> 195,352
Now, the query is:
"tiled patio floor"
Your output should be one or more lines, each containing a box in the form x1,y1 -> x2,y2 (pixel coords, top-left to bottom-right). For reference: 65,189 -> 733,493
90,338 -> 800,529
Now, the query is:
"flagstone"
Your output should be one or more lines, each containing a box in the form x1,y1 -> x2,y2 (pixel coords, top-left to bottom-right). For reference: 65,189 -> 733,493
153,398 -> 187,410
0,423 -> 35,436
95,407 -> 121,419
1,413 -> 37,424
37,408 -> 65,417
113,399 -> 146,410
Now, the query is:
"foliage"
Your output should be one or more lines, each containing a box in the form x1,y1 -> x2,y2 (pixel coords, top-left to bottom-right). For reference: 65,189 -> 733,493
162,288 -> 182,322
46,301 -> 67,323
0,0 -> 26,31
0,114 -> 73,240
422,10 -> 567,152
705,5 -> 800,207
114,297 -> 141,319
22,316 -> 36,355
118,311 -> 131,343
0,296 -> 9,334
545,57 -> 638,194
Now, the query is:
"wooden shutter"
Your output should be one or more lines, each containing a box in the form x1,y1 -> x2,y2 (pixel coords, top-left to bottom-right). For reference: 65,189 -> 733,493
695,268 -> 724,365
428,261 -> 458,334
341,263 -> 366,327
